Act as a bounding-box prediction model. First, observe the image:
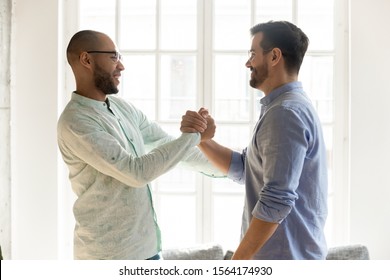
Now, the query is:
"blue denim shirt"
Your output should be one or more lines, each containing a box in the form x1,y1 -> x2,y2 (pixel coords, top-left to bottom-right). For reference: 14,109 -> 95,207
228,82 -> 328,259
58,92 -> 222,259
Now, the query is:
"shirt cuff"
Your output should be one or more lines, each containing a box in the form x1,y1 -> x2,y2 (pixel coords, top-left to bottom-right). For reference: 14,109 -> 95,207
180,132 -> 201,146
227,151 -> 245,184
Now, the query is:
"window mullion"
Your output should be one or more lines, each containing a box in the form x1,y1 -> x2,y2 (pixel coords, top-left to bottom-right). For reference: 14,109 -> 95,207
198,0 -> 214,244
292,0 -> 298,24
156,0 -> 161,121
202,0 -> 213,111
115,0 -> 120,44
251,0 -> 255,26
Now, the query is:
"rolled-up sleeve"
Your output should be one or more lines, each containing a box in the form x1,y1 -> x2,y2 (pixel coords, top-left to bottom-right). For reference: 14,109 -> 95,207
227,149 -> 246,184
251,107 -> 308,223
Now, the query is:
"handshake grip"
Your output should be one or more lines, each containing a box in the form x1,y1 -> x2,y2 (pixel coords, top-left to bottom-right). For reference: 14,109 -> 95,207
181,108 -> 216,142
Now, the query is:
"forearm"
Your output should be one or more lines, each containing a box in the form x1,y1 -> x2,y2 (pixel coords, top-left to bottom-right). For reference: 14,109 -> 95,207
198,140 -> 232,174
232,217 -> 279,260
61,129 -> 201,187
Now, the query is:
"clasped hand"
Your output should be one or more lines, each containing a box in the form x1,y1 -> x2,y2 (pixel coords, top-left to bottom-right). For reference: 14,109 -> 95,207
181,108 -> 216,142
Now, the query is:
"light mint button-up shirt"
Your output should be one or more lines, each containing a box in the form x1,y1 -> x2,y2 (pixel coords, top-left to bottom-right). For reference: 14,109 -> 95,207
57,92 -> 220,260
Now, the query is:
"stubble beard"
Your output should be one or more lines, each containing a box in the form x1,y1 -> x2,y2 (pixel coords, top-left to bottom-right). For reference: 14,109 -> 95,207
249,62 -> 269,89
94,63 -> 119,95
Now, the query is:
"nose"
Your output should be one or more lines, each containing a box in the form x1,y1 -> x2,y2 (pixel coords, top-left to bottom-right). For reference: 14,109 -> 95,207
245,59 -> 251,68
117,60 -> 125,71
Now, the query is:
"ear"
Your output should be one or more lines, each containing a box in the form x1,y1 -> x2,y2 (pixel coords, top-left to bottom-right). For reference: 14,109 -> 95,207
79,52 -> 93,69
270,48 -> 282,66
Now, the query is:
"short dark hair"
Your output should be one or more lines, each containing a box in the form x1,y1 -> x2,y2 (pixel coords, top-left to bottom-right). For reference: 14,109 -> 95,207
250,21 -> 309,74
66,30 -> 105,65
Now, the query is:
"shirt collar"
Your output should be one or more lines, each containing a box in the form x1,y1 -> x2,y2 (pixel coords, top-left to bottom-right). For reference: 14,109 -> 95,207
260,81 -> 304,106
71,91 -> 109,111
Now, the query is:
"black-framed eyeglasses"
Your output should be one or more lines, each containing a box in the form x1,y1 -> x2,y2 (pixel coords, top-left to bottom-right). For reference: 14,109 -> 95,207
87,51 -> 123,63
247,48 -> 273,61
247,50 -> 256,61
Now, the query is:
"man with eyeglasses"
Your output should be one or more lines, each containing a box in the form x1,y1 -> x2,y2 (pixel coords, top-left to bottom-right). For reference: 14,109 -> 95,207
57,30 -> 220,260
182,21 -> 328,259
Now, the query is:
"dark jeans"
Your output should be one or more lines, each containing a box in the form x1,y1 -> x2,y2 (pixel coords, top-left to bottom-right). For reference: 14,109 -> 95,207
146,252 -> 162,260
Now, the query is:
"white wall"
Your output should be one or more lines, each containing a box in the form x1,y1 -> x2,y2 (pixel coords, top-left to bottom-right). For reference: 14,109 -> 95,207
11,0 -> 60,259
0,0 -> 12,260
349,0 -> 390,259
8,0 -> 390,259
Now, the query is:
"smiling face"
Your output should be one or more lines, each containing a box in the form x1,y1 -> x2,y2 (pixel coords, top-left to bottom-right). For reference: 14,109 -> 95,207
245,32 -> 272,91
89,35 -> 125,95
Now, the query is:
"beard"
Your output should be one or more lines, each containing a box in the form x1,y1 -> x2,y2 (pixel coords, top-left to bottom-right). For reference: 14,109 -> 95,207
93,63 -> 119,95
249,61 -> 269,89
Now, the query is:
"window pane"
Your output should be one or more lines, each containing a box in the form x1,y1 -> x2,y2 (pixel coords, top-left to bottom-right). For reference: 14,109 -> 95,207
160,55 -> 197,120
253,90 -> 263,122
119,0 -> 156,50
158,194 -> 197,248
213,177 -> 244,194
214,0 -> 251,50
158,123 -> 181,138
154,168 -> 197,193
213,194 -> 243,250
324,195 -> 334,244
160,0 -> 197,50
255,0 -> 293,22
121,55 -> 156,119
212,125 -> 248,192
214,54 -> 250,121
213,124 -> 250,152
298,0 -> 334,51
79,0 -> 115,39
322,124 -> 333,193
300,55 -> 334,122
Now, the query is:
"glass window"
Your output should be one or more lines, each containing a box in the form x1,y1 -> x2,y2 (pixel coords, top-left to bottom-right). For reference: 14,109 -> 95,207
157,193 -> 197,246
121,55 -> 156,118
214,55 -> 250,121
160,0 -> 197,50
256,0 -> 293,22
214,0 -> 251,50
160,55 -> 197,120
213,194 -> 243,250
120,0 -> 156,50
300,56 -> 334,122
298,0 -> 334,51
79,0 -> 116,39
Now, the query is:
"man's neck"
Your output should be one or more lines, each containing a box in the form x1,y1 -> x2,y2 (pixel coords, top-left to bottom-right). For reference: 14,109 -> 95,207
261,74 -> 297,96
74,88 -> 106,101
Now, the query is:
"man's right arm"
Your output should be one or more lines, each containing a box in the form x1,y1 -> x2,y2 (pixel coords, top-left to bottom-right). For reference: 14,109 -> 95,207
198,140 -> 232,175
181,109 -> 237,175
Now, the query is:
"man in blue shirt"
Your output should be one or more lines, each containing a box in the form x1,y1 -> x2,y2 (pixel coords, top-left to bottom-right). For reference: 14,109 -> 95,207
182,21 -> 328,259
